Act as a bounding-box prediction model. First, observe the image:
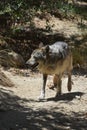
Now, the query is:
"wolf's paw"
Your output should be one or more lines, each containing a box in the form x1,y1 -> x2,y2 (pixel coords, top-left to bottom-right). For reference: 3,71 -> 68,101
38,94 -> 45,101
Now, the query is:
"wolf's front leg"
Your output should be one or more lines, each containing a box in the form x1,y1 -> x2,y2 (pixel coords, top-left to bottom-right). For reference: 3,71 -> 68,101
38,74 -> 47,100
55,75 -> 62,97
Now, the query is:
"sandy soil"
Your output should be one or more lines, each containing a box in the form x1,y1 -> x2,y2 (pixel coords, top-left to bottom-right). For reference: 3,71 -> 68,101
0,68 -> 87,130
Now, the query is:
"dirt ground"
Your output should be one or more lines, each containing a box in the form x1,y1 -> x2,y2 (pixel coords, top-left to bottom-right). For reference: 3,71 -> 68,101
0,68 -> 87,130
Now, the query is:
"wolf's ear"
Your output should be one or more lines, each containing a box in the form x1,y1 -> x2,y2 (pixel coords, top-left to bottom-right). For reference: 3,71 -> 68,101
45,45 -> 49,53
39,42 -> 44,48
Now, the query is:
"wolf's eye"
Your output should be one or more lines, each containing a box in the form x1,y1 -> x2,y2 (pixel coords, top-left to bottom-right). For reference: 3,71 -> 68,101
34,53 -> 40,59
33,51 -> 43,60
36,52 -> 41,57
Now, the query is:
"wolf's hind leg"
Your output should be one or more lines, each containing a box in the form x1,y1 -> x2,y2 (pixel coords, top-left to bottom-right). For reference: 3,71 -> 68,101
38,74 -> 47,100
67,71 -> 72,92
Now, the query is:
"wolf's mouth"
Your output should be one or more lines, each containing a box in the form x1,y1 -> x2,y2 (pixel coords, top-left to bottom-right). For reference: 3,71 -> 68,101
31,63 -> 39,70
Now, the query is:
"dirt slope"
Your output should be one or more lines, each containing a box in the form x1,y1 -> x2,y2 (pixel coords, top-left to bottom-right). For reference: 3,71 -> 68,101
0,68 -> 87,130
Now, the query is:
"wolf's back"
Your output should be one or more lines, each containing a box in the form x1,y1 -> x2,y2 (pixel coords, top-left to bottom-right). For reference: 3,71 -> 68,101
49,41 -> 69,59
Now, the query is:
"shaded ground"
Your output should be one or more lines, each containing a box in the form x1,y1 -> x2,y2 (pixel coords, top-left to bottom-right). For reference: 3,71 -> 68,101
0,68 -> 87,130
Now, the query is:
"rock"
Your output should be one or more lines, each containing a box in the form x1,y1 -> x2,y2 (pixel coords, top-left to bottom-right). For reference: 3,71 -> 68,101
0,70 -> 14,87
8,51 -> 25,68
0,50 -> 25,68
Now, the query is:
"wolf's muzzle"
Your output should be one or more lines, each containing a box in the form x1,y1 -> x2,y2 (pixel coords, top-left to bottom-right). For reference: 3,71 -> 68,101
26,60 -> 38,70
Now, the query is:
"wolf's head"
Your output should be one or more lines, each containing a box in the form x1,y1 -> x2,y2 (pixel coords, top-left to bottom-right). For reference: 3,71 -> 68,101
26,42 -> 69,70
26,46 -> 49,69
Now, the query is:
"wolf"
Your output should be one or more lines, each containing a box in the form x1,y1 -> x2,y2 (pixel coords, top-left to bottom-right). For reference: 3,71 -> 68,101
26,41 -> 73,100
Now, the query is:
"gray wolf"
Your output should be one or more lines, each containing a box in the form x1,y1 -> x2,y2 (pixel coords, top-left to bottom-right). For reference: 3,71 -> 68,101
26,41 -> 73,100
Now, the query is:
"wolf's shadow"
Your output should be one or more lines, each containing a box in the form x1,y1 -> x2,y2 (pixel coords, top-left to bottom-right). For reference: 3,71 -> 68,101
47,92 -> 84,102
